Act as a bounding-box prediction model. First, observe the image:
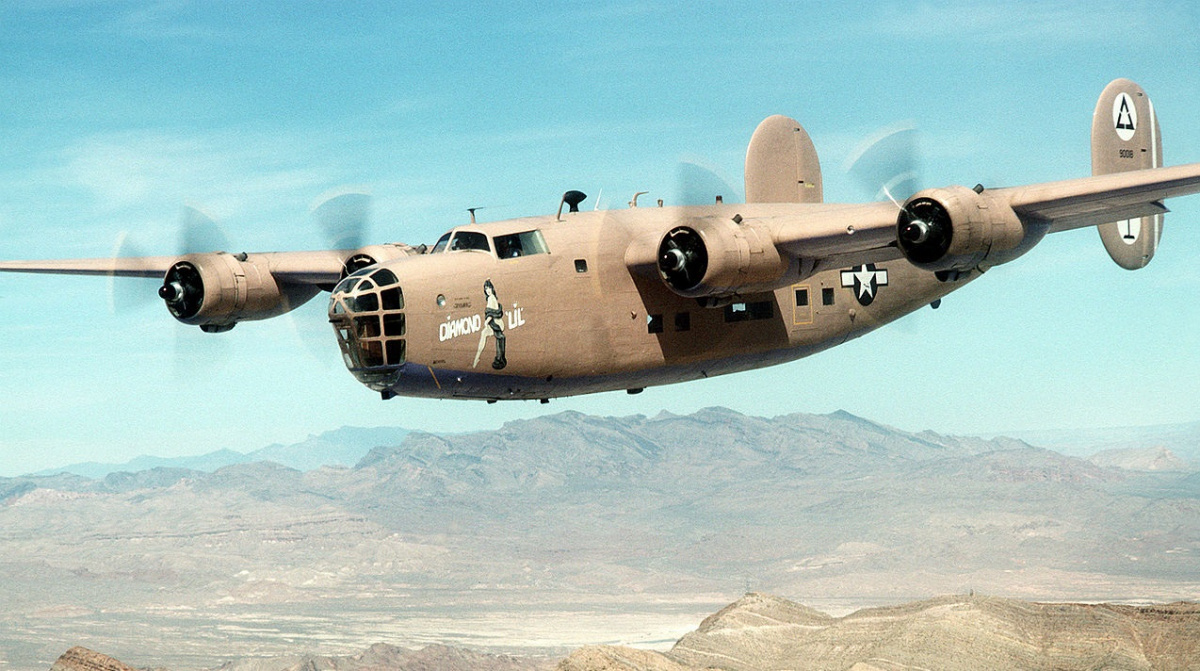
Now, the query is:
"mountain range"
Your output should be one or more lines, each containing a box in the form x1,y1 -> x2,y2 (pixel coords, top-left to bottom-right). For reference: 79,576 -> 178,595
1001,420 -> 1200,463
29,426 -> 412,478
3,408 -> 1199,670
27,414 -> 1200,480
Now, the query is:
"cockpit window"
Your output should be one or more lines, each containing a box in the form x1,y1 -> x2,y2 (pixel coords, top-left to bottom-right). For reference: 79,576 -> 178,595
448,231 -> 490,252
494,230 -> 550,259
431,232 -> 451,254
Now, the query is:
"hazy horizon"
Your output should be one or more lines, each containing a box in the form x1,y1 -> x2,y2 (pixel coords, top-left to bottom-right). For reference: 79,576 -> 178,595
2,1 -> 1198,476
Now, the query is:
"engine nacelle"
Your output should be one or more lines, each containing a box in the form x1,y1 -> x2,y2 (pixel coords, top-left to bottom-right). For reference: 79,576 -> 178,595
897,186 -> 1029,272
657,216 -> 787,298
341,243 -> 424,278
159,253 -> 317,332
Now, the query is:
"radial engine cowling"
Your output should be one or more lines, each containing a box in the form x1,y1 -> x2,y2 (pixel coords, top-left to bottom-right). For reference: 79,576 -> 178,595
897,186 -> 1030,272
340,243 -> 424,278
159,253 -> 318,332
657,217 -> 787,298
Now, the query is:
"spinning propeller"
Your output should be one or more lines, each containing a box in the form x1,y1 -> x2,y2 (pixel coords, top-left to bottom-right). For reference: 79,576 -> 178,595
844,121 -> 923,205
652,161 -> 740,293
843,122 -> 955,263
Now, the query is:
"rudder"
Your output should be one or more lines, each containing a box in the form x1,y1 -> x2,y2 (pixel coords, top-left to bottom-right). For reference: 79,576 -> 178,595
1092,78 -> 1163,269
745,115 -> 823,204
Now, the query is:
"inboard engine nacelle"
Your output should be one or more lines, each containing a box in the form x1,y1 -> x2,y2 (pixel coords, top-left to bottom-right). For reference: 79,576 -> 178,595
896,186 -> 1036,273
656,216 -> 788,298
339,243 -> 422,278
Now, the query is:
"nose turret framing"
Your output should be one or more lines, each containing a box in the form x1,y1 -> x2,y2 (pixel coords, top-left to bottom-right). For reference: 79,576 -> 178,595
329,266 -> 407,390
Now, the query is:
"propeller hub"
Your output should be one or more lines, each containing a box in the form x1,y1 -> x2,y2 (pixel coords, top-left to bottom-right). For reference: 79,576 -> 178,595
656,226 -> 708,293
896,196 -> 954,267
159,281 -> 184,304
660,248 -> 688,273
901,220 -> 931,244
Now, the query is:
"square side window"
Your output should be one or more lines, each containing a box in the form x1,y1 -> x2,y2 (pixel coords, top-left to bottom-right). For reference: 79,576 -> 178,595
724,303 -> 749,323
647,314 -> 664,334
748,301 -> 773,320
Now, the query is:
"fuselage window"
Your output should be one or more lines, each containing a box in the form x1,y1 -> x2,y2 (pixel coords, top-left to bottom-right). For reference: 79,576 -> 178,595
495,230 -> 550,259
724,300 -> 773,323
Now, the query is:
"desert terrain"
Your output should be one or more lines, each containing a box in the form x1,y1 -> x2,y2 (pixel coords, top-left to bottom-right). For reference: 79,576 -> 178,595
3,409 -> 1198,669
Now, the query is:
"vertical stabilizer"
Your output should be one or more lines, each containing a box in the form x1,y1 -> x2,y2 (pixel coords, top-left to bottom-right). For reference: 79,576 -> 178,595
1092,79 -> 1163,269
745,115 -> 822,204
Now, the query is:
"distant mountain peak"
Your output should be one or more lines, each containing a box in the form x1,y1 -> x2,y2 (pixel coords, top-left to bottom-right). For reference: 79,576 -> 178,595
1089,445 -> 1192,471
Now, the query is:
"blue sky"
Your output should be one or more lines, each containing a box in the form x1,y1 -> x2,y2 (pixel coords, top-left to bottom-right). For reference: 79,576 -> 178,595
2,1 -> 1199,476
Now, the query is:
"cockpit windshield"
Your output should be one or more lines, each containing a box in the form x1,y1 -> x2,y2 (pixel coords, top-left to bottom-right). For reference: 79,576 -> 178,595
431,230 -> 490,254
449,231 -> 490,252
431,232 -> 451,254
430,229 -> 549,258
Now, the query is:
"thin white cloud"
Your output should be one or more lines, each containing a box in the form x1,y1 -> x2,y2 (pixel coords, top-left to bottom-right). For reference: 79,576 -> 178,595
60,130 -> 326,213
97,0 -> 222,41
858,0 -> 1154,44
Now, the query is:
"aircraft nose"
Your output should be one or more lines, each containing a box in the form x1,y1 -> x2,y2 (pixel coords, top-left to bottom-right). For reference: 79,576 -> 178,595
328,267 -> 408,390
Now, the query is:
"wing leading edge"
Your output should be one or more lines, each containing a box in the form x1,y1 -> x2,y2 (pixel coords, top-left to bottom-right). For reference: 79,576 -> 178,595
1000,162 -> 1200,233
0,250 -> 349,285
758,162 -> 1200,274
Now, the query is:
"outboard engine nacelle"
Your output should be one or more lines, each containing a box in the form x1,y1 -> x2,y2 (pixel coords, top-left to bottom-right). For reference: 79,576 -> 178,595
896,186 -> 1035,272
160,253 -> 318,332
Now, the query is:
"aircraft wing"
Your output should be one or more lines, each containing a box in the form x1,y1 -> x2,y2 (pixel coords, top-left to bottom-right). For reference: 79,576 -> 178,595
0,256 -> 178,278
771,162 -> 1200,269
0,250 -> 349,284
771,201 -> 904,266
998,162 -> 1200,232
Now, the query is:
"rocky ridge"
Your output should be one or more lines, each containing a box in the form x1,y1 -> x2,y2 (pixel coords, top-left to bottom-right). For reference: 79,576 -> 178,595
561,593 -> 1200,670
49,592 -> 1200,671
